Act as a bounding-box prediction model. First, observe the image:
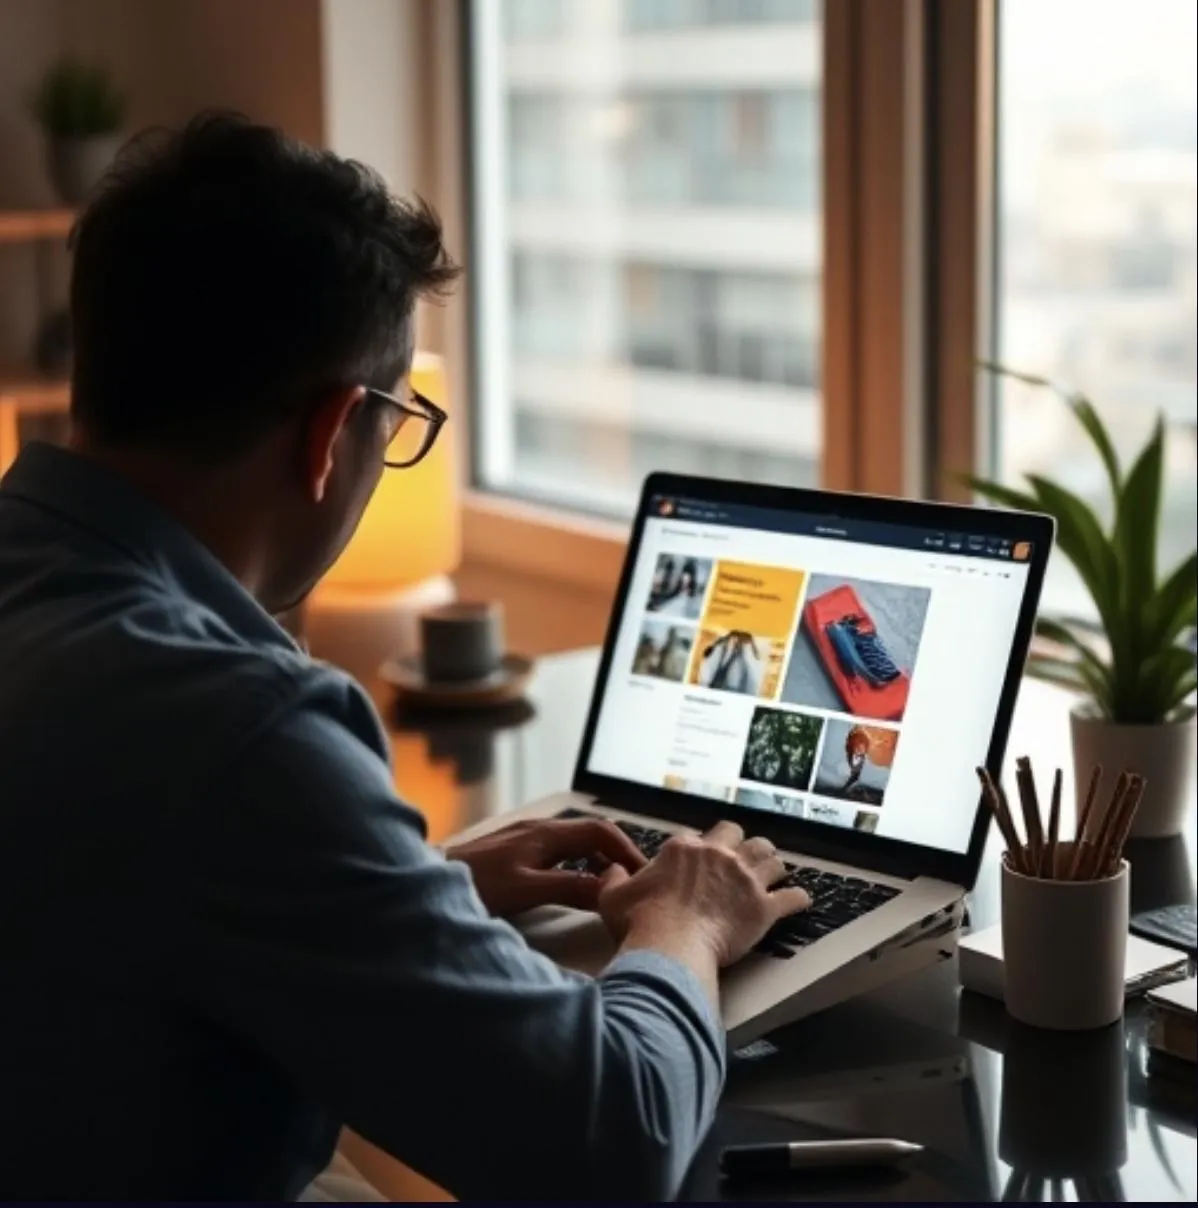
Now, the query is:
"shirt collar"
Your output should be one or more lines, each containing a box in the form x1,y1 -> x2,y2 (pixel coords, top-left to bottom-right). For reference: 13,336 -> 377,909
1,441 -> 298,653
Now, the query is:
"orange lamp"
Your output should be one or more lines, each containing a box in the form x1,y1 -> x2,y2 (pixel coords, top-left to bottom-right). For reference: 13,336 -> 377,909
304,352 -> 461,679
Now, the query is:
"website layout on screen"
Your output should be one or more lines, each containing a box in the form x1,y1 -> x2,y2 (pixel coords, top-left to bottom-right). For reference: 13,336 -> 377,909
587,496 -> 1034,855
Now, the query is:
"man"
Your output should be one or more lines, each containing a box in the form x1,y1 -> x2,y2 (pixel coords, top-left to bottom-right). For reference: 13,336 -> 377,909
0,115 -> 807,1201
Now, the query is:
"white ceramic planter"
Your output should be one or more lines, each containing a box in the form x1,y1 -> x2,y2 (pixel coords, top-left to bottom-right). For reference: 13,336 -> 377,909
46,133 -> 123,204
1070,703 -> 1197,838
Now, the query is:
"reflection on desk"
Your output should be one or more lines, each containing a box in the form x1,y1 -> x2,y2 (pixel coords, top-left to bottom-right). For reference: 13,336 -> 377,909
365,648 -> 1197,1203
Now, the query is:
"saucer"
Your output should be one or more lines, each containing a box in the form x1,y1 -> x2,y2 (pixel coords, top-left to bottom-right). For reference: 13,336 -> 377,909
379,652 -> 535,710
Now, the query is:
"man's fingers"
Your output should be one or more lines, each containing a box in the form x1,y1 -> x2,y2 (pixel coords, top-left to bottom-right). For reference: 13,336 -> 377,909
770,886 -> 810,919
705,820 -> 744,848
753,854 -> 789,888
738,836 -> 776,865
521,868 -> 605,911
598,863 -> 630,891
542,819 -> 647,871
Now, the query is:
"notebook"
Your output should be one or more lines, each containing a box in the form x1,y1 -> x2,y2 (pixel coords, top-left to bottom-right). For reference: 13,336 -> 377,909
1146,977 -> 1196,1065
958,924 -> 1189,1002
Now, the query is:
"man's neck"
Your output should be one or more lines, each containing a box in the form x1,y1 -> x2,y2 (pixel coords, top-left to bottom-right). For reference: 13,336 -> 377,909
68,431 -> 270,598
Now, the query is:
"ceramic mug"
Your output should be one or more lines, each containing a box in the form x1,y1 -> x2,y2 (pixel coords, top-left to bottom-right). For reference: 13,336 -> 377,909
420,601 -> 505,683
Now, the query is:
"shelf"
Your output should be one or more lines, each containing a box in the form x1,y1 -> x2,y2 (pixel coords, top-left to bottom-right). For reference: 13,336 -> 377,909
0,209 -> 76,244
0,366 -> 70,411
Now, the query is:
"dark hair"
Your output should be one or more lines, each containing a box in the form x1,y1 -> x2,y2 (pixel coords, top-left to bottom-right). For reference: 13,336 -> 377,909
69,111 -> 459,458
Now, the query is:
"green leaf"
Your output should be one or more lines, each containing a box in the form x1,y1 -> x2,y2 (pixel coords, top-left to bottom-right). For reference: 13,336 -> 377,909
1129,647 -> 1197,723
977,361 -> 1054,390
979,362 -> 1122,496
972,361 -> 1195,724
1067,392 -> 1122,500
1025,654 -> 1088,695
1148,551 -> 1197,648
1138,646 -> 1197,695
1035,615 -> 1113,690
963,476 -> 1041,514
1113,416 -> 1164,620
1170,672 -> 1198,715
1025,474 -> 1120,633
29,58 -> 125,139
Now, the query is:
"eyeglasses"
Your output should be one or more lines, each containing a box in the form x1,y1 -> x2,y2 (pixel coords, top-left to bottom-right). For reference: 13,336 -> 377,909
364,385 -> 448,469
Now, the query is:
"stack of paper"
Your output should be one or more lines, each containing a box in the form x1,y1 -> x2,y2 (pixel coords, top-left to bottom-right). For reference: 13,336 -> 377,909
1147,978 -> 1197,1065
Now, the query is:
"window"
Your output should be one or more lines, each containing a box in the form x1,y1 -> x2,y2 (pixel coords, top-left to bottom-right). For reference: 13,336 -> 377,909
504,0 -> 567,40
995,0 -> 1197,616
469,0 -> 823,515
625,0 -> 817,29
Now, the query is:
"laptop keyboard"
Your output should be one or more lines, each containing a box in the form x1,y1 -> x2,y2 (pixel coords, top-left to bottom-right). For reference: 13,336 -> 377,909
555,808 -> 901,959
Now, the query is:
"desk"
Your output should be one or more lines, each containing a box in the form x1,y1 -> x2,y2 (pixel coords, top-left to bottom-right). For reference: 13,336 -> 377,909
370,648 -> 1197,1203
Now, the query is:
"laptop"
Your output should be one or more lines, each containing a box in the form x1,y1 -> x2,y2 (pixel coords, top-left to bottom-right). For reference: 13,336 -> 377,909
447,472 -> 1053,1046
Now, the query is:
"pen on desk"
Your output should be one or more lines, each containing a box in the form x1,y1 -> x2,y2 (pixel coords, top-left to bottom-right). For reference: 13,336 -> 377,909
719,1138 -> 923,1180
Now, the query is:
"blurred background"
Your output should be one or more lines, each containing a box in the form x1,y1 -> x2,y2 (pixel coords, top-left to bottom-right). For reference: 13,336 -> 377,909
1,0 -> 1194,639
472,0 -> 1195,618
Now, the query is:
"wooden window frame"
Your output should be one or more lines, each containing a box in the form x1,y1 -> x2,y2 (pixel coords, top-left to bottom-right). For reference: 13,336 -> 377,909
424,0 -> 992,615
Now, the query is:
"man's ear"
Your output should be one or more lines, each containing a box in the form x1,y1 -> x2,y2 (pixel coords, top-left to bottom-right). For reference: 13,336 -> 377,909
303,386 -> 365,502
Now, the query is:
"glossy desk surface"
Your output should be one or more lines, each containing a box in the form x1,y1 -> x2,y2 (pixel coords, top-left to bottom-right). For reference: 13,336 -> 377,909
370,649 -> 1197,1203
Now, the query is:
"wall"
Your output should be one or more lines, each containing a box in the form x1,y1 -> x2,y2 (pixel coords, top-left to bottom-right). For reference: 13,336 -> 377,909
0,0 -> 324,370
0,0 -> 65,363
59,0 -> 325,142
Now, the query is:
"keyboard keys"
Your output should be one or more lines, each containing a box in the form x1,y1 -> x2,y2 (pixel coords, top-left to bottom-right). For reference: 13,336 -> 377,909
553,808 -> 902,958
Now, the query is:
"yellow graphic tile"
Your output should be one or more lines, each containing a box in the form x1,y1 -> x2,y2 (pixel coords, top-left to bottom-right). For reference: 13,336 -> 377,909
699,560 -> 806,640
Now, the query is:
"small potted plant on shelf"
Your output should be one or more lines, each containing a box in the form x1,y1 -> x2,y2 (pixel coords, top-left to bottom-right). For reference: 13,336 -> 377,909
29,57 -> 126,205
968,364 -> 1196,838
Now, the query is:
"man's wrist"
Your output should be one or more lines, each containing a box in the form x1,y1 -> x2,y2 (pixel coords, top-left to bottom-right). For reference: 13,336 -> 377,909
618,918 -> 721,1005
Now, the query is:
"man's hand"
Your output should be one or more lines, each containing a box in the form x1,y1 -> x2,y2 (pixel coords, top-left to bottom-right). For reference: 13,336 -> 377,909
598,821 -> 810,976
448,818 -> 647,917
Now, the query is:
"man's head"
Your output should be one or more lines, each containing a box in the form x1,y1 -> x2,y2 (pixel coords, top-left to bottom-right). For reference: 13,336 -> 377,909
69,111 -> 459,611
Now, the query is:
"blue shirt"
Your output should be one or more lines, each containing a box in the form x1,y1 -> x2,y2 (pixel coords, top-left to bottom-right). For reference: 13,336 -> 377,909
0,443 -> 724,1201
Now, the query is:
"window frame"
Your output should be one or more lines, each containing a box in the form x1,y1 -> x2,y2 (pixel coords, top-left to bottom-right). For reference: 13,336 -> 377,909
429,0 -> 993,603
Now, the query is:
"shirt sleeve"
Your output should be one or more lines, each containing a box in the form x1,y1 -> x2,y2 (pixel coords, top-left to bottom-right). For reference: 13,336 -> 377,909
171,672 -> 726,1201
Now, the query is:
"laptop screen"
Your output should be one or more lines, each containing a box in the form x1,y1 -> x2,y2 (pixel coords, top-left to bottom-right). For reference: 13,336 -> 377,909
585,492 -> 1037,856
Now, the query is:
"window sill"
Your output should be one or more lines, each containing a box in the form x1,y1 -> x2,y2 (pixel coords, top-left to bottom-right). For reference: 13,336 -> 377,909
461,490 -> 629,595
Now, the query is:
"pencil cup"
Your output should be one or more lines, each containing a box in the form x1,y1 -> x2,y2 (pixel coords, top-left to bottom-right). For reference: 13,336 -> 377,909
1001,846 -> 1129,1031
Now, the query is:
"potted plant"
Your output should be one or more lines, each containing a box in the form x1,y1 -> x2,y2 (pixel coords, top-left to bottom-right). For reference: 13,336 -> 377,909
968,364 -> 1196,837
29,57 -> 126,205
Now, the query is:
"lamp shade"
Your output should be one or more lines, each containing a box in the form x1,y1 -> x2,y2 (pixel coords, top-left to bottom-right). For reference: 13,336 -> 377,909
304,352 -> 461,678
318,352 -> 460,592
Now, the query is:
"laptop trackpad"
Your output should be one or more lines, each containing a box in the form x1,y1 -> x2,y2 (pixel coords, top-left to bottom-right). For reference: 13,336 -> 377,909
517,906 -> 618,977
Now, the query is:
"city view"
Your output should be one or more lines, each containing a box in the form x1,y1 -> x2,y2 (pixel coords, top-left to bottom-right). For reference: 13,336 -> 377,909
474,0 -> 822,512
998,0 -> 1196,614
475,0 -> 1195,616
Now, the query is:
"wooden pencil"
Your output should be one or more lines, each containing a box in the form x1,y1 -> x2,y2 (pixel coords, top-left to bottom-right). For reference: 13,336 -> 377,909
1077,773 -> 1121,881
977,767 -> 1025,870
1041,768 -> 1062,878
996,781 -> 1030,874
1014,757 -> 1044,866
1067,764 -> 1103,880
1081,771 -> 1130,881
1099,774 -> 1144,878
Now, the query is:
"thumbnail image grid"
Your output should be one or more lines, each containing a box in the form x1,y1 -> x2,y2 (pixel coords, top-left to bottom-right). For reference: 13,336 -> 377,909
812,720 -> 901,808
645,554 -> 713,621
631,618 -> 695,683
781,573 -> 931,724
